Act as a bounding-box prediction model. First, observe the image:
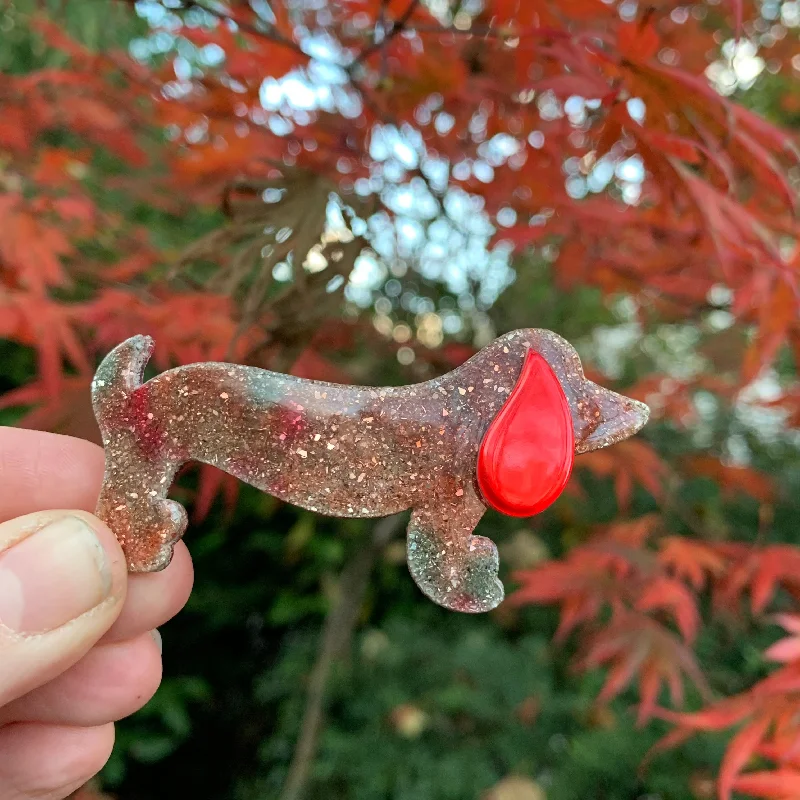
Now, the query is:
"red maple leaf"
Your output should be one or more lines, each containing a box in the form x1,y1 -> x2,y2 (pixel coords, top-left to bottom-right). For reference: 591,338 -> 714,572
575,611 -> 709,724
577,439 -> 670,509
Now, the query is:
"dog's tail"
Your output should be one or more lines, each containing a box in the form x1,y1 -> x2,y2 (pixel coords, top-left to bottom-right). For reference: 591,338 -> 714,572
92,335 -> 154,437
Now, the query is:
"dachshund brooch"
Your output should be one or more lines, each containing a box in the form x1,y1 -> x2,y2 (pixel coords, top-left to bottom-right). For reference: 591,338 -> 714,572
92,330 -> 649,613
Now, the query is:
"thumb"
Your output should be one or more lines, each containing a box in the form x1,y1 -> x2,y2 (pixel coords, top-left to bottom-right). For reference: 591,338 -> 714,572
0,511 -> 128,706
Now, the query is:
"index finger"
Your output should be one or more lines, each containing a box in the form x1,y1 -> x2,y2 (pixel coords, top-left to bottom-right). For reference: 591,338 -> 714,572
0,427 -> 106,524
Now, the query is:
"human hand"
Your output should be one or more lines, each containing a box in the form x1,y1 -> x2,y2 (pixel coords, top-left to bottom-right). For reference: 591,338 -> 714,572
0,427 -> 194,799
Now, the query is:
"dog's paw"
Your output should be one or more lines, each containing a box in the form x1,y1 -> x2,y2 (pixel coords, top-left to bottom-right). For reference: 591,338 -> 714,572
125,498 -> 188,572
407,529 -> 505,613
456,534 -> 505,613
98,492 -> 188,573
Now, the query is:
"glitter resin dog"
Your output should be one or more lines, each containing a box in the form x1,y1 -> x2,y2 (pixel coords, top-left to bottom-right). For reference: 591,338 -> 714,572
92,330 -> 649,613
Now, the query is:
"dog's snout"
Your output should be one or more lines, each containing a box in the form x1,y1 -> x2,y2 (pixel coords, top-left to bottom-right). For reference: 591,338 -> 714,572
574,384 -> 650,454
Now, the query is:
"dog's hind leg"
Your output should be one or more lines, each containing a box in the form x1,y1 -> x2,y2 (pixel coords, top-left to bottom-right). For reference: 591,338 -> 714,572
406,484 -> 503,613
92,336 -> 187,572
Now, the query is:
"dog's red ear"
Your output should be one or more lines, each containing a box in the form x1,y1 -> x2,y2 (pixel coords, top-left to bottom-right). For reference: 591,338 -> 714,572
477,350 -> 574,517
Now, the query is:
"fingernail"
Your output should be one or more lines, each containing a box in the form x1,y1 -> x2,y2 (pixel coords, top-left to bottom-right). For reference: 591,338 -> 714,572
0,516 -> 113,634
151,629 -> 162,654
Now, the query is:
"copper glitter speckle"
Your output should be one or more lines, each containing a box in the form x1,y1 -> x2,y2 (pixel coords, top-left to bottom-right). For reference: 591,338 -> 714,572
92,330 -> 649,613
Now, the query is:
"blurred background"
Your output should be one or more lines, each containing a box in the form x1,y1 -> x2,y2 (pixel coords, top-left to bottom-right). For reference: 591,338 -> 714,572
1,1 -> 799,798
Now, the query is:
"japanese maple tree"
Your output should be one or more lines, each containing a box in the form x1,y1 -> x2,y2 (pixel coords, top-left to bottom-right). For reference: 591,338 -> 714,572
1,0 -> 799,797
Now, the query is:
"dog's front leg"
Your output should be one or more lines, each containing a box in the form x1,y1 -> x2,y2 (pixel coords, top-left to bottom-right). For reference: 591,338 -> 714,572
406,483 -> 503,613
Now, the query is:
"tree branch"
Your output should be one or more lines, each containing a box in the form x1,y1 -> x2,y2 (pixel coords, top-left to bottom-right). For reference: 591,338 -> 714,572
172,0 -> 309,60
354,0 -> 421,65
280,513 -> 406,800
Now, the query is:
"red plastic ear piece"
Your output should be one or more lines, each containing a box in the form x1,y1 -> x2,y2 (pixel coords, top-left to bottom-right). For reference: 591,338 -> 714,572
477,350 -> 574,517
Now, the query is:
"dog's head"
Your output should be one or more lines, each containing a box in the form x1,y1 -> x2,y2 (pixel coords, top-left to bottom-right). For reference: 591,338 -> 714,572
476,329 -> 650,518
513,328 -> 650,455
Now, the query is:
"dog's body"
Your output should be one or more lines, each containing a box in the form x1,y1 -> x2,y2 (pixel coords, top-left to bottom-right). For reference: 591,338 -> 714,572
93,330 -> 649,612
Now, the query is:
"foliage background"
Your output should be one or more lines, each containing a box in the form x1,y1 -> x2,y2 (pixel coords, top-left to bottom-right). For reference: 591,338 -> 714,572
1,1 -> 799,798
